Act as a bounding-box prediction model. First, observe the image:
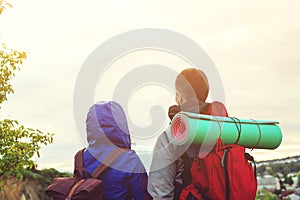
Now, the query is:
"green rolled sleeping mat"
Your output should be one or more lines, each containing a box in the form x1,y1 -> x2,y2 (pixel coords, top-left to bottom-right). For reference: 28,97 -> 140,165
170,112 -> 282,149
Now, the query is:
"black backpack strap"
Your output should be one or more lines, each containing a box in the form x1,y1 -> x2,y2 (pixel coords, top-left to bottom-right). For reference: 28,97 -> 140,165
222,148 -> 230,200
181,153 -> 194,187
91,148 -> 128,178
174,153 -> 194,200
74,148 -> 86,178
245,153 -> 257,179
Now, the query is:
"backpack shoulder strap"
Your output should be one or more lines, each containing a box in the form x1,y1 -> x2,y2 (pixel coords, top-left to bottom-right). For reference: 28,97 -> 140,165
74,148 -> 86,178
91,148 -> 128,178
208,101 -> 228,117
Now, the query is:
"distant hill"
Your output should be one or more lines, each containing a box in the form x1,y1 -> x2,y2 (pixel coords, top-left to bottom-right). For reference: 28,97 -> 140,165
257,155 -> 300,166
256,155 -> 300,177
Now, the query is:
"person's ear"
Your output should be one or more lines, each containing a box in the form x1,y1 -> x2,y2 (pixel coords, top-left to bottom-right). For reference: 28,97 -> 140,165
175,90 -> 182,105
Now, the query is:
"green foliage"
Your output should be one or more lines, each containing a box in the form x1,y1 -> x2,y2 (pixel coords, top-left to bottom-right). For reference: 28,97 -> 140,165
297,171 -> 300,187
257,165 -> 267,176
0,168 -> 72,199
23,168 -> 71,187
0,1 -> 54,191
0,0 -> 12,15
257,162 -> 300,177
0,43 -> 27,107
0,45 -> 53,189
0,119 -> 53,186
284,176 -> 294,185
1,0 -> 25,107
256,188 -> 278,200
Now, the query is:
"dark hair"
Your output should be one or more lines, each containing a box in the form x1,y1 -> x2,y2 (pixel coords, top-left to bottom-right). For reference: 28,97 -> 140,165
175,68 -> 209,102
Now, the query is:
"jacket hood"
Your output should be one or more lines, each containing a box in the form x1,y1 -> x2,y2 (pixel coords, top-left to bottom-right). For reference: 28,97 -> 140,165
86,101 -> 131,149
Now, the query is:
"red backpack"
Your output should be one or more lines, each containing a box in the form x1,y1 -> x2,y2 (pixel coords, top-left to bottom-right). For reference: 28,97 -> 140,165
180,102 -> 258,200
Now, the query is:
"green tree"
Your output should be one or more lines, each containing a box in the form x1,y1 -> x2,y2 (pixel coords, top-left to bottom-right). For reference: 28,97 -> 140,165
284,176 -> 294,186
23,168 -> 71,189
297,171 -> 300,187
0,1 -> 53,190
256,188 -> 278,200
0,43 -> 26,106
0,0 -> 12,15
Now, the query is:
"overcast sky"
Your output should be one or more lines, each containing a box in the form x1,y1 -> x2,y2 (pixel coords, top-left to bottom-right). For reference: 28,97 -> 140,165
0,0 -> 299,171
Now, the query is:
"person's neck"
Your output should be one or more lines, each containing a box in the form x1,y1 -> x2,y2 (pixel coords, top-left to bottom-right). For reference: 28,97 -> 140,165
179,97 -> 204,106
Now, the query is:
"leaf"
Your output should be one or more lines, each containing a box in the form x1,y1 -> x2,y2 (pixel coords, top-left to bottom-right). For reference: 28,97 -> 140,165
0,4 -> 55,187
6,2 -> 12,8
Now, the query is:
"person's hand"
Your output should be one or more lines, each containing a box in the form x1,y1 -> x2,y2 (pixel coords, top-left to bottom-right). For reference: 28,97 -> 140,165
168,105 -> 180,120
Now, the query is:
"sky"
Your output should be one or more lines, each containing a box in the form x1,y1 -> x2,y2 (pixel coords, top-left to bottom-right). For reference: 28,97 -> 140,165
0,0 -> 299,172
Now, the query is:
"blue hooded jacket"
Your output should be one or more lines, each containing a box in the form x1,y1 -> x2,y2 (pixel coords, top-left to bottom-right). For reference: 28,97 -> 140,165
82,101 -> 150,200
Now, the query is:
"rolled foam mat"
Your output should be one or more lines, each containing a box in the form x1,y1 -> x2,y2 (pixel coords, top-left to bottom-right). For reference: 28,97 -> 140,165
171,112 -> 282,149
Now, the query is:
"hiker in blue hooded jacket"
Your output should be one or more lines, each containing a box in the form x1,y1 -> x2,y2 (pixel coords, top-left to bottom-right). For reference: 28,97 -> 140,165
82,101 -> 151,200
